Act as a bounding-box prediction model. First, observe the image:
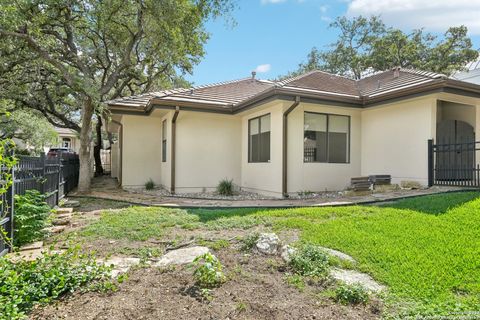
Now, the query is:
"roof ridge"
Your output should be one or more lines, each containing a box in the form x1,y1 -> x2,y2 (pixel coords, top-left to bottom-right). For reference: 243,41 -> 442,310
399,68 -> 447,79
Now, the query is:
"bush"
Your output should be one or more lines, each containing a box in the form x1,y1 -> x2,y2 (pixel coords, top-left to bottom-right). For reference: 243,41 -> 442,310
14,190 -> 51,247
335,284 -> 369,305
0,247 -> 111,319
145,179 -> 155,190
192,252 -> 226,288
289,244 -> 330,278
216,179 -> 234,196
240,232 -> 259,252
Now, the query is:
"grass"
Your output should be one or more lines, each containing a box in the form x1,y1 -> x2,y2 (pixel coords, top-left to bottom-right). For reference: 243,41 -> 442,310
76,191 -> 480,317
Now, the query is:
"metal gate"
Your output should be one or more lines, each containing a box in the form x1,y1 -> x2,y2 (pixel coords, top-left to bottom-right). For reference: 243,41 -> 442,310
428,139 -> 480,187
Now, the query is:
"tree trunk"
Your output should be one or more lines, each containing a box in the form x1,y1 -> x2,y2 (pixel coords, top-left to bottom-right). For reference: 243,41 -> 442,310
77,97 -> 95,193
93,114 -> 104,176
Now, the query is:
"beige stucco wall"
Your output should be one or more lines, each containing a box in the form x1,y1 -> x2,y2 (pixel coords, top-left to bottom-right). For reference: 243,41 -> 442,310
121,114 -> 163,187
239,101 -> 285,196
287,102 -> 361,193
361,96 -> 437,186
174,111 -> 241,192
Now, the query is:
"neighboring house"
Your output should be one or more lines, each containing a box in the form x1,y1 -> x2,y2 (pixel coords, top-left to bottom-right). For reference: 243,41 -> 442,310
106,68 -> 480,198
48,128 -> 80,154
453,58 -> 480,85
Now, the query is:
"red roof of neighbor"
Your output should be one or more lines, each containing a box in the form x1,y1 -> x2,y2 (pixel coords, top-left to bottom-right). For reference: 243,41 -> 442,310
107,68 -> 478,113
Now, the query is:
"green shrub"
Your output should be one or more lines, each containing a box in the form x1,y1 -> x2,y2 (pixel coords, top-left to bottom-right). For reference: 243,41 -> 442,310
192,252 -> 226,288
14,190 -> 52,247
217,179 -> 234,196
145,179 -> 155,190
240,232 -> 259,252
289,244 -> 330,278
335,284 -> 369,305
0,247 -> 111,319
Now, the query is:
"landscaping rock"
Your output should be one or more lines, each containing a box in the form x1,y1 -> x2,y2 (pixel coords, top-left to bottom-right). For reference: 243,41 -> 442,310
43,225 -> 66,234
56,213 -> 73,219
102,256 -> 141,278
153,246 -> 209,267
320,247 -> 356,263
53,218 -> 71,226
280,245 -> 297,262
256,233 -> 280,255
330,268 -> 385,293
64,200 -> 80,207
56,207 -> 74,214
19,241 -> 44,251
7,249 -> 65,263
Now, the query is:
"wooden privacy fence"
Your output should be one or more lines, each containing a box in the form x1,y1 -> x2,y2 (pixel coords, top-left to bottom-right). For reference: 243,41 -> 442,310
0,153 -> 79,256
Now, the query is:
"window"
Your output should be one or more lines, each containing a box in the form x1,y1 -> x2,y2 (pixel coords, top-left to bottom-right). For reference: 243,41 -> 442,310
62,138 -> 71,149
248,114 -> 271,163
162,120 -> 167,162
304,112 -> 350,163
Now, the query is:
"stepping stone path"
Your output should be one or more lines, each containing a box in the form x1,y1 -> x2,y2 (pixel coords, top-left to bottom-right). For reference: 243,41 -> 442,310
330,268 -> 386,293
153,246 -> 209,267
64,200 -> 80,207
56,207 -> 74,214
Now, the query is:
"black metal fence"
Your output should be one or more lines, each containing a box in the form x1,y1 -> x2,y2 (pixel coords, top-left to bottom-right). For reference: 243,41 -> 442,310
428,139 -> 480,188
0,153 -> 79,256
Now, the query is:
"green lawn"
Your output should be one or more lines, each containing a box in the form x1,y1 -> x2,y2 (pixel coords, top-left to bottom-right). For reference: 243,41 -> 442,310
80,192 -> 480,317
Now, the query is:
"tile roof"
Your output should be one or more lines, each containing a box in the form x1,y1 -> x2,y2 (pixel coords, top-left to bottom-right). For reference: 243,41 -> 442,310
107,68 -> 476,113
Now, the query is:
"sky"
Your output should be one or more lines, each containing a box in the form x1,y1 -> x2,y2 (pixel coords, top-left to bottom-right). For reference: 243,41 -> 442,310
185,0 -> 480,86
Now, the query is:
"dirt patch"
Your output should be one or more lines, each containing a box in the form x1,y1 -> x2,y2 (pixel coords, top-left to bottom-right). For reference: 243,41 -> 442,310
31,249 -> 380,320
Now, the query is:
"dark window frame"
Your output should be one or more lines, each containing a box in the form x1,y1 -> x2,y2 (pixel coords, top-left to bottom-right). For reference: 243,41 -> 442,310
304,111 -> 351,164
248,113 -> 271,163
162,119 -> 167,162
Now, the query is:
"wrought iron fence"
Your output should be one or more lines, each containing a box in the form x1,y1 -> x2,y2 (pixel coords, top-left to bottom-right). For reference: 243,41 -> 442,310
0,152 -> 79,256
428,139 -> 480,188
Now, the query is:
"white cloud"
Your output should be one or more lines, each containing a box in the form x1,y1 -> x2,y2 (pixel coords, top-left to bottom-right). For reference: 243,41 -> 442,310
346,0 -> 480,34
319,5 -> 328,13
255,64 -> 272,73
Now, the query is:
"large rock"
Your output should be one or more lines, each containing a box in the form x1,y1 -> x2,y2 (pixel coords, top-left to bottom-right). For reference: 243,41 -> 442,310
153,246 -> 209,267
101,256 -> 141,278
330,268 -> 386,293
255,233 -> 280,255
320,247 -> 356,263
280,244 -> 297,262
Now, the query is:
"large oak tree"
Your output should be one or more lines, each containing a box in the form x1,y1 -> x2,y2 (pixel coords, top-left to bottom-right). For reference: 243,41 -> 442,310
284,16 -> 479,80
0,0 -> 233,192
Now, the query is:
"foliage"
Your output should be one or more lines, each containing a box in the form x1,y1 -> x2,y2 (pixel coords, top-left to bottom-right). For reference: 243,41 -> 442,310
0,138 -> 17,247
283,16 -> 478,79
14,190 -> 52,247
288,244 -> 330,278
217,178 -> 234,196
192,252 -> 226,289
0,0 -> 234,192
240,232 -> 260,252
145,179 -> 155,190
0,247 -> 111,319
0,106 -> 58,154
285,274 -> 305,292
335,284 -> 369,305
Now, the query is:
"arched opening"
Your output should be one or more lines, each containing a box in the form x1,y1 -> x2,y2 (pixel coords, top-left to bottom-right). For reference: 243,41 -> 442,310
436,120 -> 475,181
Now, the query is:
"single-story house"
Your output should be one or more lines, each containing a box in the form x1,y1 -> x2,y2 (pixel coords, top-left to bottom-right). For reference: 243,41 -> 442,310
106,68 -> 480,197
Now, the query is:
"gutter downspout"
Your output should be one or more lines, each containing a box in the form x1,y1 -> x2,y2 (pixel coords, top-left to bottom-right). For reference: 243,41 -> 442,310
110,119 -> 123,186
282,96 -> 301,197
171,107 -> 180,193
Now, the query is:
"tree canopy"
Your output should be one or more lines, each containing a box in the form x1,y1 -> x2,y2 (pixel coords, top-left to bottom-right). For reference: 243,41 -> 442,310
0,0 -> 233,191
283,16 -> 479,80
